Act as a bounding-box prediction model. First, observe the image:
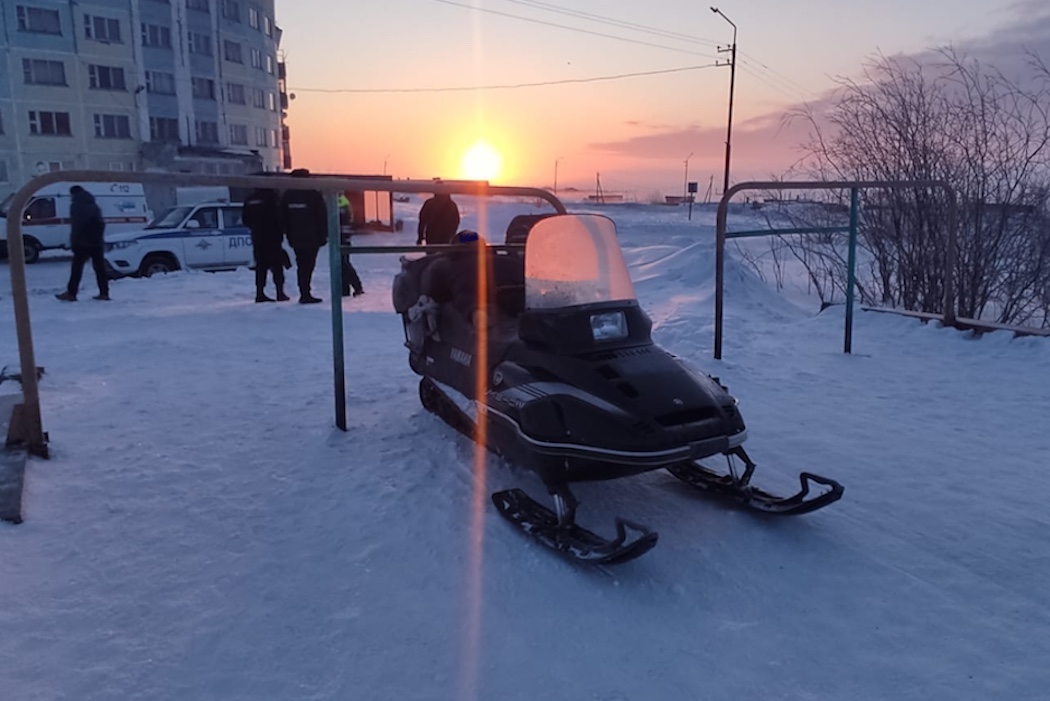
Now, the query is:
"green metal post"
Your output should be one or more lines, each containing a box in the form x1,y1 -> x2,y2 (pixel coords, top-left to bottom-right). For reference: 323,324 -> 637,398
326,192 -> 347,431
844,187 -> 860,354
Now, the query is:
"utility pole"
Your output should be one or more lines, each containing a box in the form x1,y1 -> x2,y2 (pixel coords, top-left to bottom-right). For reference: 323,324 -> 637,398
711,7 -> 737,197
554,157 -> 563,195
683,152 -> 693,200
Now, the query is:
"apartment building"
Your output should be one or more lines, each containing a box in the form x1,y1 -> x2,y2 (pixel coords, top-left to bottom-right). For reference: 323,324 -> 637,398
0,0 -> 292,199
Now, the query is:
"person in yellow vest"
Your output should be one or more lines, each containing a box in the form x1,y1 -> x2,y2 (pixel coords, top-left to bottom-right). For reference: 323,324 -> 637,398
338,192 -> 364,297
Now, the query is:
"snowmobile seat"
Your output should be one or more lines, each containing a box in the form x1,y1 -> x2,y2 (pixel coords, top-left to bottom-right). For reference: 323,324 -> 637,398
504,213 -> 555,247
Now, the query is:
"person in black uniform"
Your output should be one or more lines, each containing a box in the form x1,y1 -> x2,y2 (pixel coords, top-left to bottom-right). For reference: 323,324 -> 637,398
56,186 -> 109,302
338,193 -> 364,297
279,168 -> 328,304
242,186 -> 289,302
417,192 -> 460,245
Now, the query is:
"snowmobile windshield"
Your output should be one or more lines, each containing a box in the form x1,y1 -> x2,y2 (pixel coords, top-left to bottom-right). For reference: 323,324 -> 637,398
525,214 -> 636,310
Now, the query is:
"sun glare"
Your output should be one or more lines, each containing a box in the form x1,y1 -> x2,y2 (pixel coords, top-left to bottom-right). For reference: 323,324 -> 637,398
459,140 -> 503,182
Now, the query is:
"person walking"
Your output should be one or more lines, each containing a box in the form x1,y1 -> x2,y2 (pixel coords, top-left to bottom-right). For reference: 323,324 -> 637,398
417,192 -> 460,245
55,186 -> 109,302
242,186 -> 290,302
279,168 -> 328,304
338,192 -> 364,298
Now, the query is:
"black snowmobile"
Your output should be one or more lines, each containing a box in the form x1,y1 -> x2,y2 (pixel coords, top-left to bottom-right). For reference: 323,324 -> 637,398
393,214 -> 843,565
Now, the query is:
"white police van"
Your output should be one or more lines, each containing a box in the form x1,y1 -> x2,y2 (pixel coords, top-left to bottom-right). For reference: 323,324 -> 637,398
104,200 -> 258,277
0,181 -> 152,264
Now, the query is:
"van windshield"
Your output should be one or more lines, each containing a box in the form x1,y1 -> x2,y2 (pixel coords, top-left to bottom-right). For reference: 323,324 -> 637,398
147,206 -> 193,229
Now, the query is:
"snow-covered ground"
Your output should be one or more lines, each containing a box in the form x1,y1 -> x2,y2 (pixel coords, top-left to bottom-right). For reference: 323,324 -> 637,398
2,199 -> 1049,700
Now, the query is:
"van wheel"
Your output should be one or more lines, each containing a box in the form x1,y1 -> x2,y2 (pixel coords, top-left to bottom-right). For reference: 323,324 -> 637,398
23,238 -> 41,264
139,254 -> 179,277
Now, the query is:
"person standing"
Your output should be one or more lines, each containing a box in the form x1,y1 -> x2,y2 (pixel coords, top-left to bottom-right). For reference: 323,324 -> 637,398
55,186 -> 109,302
338,192 -> 364,298
242,186 -> 289,302
417,192 -> 460,245
279,168 -> 328,304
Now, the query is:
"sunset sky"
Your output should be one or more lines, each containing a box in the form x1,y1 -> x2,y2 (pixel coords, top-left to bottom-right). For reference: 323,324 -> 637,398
277,0 -> 1050,196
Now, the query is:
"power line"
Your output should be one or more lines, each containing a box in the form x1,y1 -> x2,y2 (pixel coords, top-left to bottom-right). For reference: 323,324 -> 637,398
429,0 -> 719,60
434,0 -> 818,106
291,64 -> 719,94
498,0 -> 721,49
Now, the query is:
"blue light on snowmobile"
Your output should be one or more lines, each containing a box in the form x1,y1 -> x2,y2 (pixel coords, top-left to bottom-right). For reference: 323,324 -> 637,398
590,311 -> 628,342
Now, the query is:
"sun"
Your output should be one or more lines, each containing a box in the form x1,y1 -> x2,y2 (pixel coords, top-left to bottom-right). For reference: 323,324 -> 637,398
459,140 -> 503,182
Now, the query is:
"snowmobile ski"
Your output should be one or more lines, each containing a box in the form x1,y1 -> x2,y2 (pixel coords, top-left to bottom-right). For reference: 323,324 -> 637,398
492,488 -> 658,566
667,447 -> 843,516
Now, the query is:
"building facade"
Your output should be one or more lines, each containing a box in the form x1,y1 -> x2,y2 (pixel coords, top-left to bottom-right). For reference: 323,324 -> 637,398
0,0 -> 291,199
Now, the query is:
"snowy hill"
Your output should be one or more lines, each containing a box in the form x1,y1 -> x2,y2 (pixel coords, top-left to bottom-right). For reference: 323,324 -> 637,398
2,200 -> 1049,700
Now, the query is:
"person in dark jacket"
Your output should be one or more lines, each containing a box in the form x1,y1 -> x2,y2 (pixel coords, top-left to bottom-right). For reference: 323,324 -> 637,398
338,193 -> 364,297
417,193 -> 460,245
56,186 -> 109,302
279,168 -> 328,304
242,187 -> 290,302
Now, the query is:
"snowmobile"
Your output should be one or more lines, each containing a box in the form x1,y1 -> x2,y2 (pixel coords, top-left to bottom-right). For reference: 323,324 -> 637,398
392,214 -> 843,565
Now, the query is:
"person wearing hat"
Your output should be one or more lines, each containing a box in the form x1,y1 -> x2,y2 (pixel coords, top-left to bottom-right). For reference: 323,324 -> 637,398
56,186 -> 109,302
417,192 -> 460,245
279,168 -> 328,303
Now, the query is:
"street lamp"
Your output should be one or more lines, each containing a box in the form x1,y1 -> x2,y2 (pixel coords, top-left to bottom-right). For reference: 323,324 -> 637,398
711,6 -> 737,196
554,157 -> 563,195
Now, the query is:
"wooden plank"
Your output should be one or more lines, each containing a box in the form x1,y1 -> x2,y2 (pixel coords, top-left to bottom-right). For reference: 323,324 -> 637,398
862,307 -> 1050,338
0,393 -> 27,524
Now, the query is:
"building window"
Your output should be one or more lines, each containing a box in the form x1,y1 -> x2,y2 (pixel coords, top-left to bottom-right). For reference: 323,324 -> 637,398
93,114 -> 132,139
265,54 -> 275,75
29,110 -> 72,136
263,15 -> 272,37
142,23 -> 172,48
229,124 -> 248,145
191,77 -> 216,100
146,71 -> 176,94
223,40 -> 243,63
196,120 -> 219,144
255,126 -> 267,146
267,91 -> 277,112
0,160 -> 8,183
187,0 -> 210,11
149,117 -> 179,142
251,87 -> 265,108
223,0 -> 240,21
249,47 -> 262,69
88,65 -> 127,91
0,111 -> 4,134
188,32 -> 212,56
226,82 -> 246,104
16,6 -> 62,34
270,129 -> 278,148
248,6 -> 259,29
84,15 -> 121,43
22,59 -> 67,86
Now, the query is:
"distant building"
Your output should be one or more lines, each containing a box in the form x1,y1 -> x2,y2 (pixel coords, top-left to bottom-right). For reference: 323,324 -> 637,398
0,0 -> 292,199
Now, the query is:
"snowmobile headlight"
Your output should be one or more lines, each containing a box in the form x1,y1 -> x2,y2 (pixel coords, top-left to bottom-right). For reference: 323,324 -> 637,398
590,311 -> 628,342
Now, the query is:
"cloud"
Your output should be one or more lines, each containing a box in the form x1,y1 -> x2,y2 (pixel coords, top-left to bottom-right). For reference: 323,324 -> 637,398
583,6 -> 1050,188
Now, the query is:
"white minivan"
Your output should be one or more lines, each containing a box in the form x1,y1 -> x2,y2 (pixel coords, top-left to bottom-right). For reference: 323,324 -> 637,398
0,182 -> 152,264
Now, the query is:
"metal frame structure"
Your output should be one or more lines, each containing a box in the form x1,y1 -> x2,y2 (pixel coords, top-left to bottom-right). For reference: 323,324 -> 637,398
6,170 -> 567,456
714,180 -> 958,359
